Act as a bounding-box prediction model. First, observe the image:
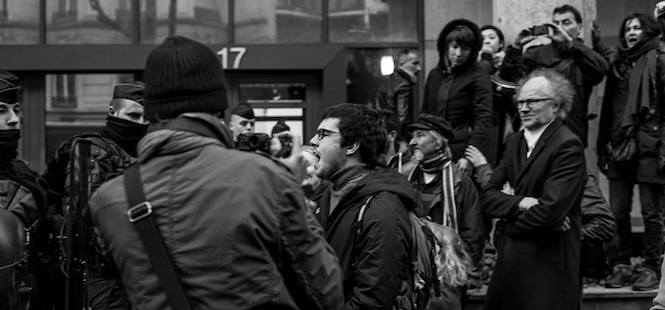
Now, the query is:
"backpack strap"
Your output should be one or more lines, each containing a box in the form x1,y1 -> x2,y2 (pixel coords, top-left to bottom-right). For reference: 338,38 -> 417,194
351,195 -> 375,267
123,165 -> 192,310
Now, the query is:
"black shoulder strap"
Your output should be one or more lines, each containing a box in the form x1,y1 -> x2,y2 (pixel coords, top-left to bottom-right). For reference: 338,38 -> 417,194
351,195 -> 375,266
123,165 -> 192,310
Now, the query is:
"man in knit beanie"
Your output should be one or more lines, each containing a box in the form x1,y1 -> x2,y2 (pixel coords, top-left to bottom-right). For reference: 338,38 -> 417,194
87,36 -> 343,310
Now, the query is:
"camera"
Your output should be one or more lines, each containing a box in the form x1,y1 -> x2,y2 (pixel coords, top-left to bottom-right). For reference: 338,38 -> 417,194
530,24 -> 550,36
275,135 -> 293,158
237,133 -> 271,154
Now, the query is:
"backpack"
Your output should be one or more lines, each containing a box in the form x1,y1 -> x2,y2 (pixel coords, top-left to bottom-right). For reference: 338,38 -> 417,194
353,195 -> 470,310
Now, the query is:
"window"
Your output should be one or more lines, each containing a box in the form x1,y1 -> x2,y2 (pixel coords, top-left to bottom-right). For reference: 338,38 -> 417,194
0,0 -> 40,44
140,0 -> 228,44
46,0 -> 136,44
235,0 -> 321,43
45,73 -> 135,158
347,48 -> 408,105
237,82 -> 306,137
329,0 -> 416,43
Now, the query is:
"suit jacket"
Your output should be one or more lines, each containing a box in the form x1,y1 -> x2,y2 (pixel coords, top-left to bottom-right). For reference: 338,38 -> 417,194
482,118 -> 586,310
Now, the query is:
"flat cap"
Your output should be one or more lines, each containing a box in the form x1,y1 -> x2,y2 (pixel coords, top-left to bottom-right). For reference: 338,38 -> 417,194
113,81 -> 145,104
408,113 -> 454,141
231,103 -> 255,119
0,71 -> 20,103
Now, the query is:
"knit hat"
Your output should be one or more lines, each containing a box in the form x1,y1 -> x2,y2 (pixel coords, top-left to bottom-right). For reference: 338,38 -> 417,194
113,81 -> 144,104
231,103 -> 255,119
271,120 -> 290,135
143,36 -> 229,121
408,113 -> 454,141
0,71 -> 20,103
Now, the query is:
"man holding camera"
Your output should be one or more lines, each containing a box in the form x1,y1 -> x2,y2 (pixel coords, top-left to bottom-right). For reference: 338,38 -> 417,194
229,103 -> 256,142
500,4 -> 609,146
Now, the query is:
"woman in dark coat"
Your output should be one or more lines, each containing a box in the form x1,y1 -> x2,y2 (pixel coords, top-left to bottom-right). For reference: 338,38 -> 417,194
423,19 -> 493,173
597,12 -> 665,290
478,24 -> 517,167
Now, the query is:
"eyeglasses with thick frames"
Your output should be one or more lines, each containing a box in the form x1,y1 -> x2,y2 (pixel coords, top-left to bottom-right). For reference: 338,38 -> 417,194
314,128 -> 340,140
515,97 -> 554,109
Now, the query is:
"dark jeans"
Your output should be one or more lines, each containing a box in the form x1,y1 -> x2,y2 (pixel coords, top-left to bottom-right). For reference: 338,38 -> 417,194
609,179 -> 665,271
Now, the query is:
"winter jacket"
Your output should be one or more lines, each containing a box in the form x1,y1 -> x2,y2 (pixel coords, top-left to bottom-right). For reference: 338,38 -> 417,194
89,113 -> 344,310
375,67 -> 416,137
313,167 -> 418,310
408,163 -> 485,266
1,160 -> 44,226
0,159 -> 45,310
501,39 -> 609,146
597,37 -> 665,184
423,19 -> 493,160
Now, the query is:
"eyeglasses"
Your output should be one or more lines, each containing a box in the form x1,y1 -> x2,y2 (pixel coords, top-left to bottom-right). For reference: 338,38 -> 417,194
314,128 -> 340,140
515,97 -> 554,109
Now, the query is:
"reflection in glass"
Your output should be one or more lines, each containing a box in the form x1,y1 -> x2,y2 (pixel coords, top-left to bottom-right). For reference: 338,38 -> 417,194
0,0 -> 40,44
235,0 -> 321,43
45,73 -> 134,159
347,48 -> 404,105
140,0 -> 228,44
239,83 -> 306,103
46,0 -> 136,44
329,0 -> 416,42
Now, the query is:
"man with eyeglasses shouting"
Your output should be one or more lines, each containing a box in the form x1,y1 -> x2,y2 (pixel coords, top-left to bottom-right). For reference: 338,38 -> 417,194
482,69 -> 586,310
309,103 -> 418,310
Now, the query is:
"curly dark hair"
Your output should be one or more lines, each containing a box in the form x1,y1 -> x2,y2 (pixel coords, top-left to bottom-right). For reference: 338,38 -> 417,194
321,103 -> 387,169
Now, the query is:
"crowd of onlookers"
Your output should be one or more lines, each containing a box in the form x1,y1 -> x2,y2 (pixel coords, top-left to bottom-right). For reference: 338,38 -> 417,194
3,2 -> 665,310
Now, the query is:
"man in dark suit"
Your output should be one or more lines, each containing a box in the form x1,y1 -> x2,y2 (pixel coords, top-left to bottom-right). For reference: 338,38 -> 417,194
482,69 -> 586,310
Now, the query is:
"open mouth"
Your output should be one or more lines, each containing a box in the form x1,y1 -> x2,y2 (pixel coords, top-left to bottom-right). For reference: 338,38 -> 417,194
311,149 -> 321,161
626,37 -> 639,45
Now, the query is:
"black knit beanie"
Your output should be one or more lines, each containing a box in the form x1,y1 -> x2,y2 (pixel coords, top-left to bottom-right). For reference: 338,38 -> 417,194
143,36 -> 229,121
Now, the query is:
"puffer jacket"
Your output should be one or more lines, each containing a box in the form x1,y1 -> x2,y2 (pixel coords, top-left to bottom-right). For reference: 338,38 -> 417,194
423,19 -> 493,160
89,114 -> 344,310
314,167 -> 418,310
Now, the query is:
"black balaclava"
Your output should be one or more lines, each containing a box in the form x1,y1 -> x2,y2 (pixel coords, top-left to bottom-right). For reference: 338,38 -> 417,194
100,116 -> 147,157
0,129 -> 20,164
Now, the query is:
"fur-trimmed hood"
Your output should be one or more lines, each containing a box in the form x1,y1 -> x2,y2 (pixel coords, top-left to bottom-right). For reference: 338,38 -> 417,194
436,19 -> 483,70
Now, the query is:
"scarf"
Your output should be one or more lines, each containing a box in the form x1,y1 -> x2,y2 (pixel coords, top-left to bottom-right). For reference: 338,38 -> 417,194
420,151 -> 447,174
100,116 -> 148,157
619,37 -> 660,129
0,129 -> 20,164
411,151 -> 458,231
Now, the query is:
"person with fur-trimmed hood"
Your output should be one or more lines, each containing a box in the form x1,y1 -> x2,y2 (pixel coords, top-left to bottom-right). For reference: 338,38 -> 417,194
423,18 -> 493,175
